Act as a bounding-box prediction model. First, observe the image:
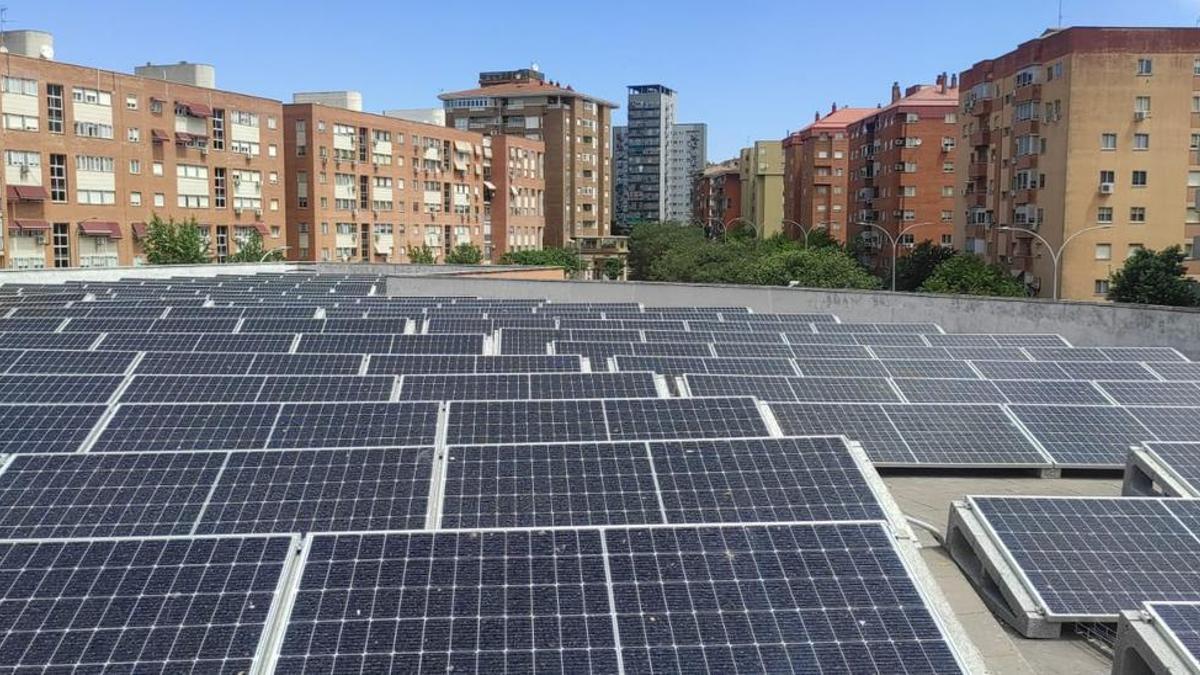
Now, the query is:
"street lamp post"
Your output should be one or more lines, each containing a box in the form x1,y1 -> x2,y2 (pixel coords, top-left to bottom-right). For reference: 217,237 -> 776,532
780,220 -> 836,249
723,217 -> 756,241
998,224 -> 1113,300
853,221 -> 936,292
260,245 -> 290,262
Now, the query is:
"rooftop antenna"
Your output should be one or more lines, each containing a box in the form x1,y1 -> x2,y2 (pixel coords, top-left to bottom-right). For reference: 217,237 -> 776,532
1057,0 -> 1063,28
0,7 -> 9,51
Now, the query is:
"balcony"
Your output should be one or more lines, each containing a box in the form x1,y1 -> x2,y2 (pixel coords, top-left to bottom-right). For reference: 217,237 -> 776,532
966,98 -> 992,116
79,254 -> 119,268
969,129 -> 992,147
1013,119 -> 1040,136
1012,189 -> 1037,205
968,192 -> 989,208
1013,84 -> 1041,104
8,256 -> 45,270
968,162 -> 989,179
1014,154 -> 1039,170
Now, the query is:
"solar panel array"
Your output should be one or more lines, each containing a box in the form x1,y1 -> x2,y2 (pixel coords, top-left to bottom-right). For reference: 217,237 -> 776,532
0,272 -> 981,673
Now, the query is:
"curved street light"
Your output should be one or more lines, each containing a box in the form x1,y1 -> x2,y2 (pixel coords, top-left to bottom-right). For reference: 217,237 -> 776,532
853,221 -> 937,292
780,220 -> 838,249
260,245 -> 290,263
998,224 -> 1112,300
723,217 -> 756,241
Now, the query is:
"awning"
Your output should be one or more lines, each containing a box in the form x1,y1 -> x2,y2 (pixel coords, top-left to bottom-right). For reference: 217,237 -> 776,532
6,185 -> 48,201
253,222 -> 270,237
11,219 -> 49,233
151,129 -> 171,143
423,147 -> 440,161
510,186 -> 519,196
483,181 -> 496,190
79,221 -> 122,239
453,158 -> 467,171
132,222 -> 148,239
177,101 -> 212,118
453,140 -> 472,153
175,132 -> 194,143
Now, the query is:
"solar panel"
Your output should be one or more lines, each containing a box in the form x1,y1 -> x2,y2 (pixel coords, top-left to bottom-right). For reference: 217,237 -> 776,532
0,332 -> 99,350
0,374 -> 123,404
944,346 -> 1031,361
789,344 -> 873,359
120,375 -> 266,403
1147,362 -> 1200,381
970,496 -> 1200,618
1102,347 -> 1186,362
606,522 -> 964,674
1008,404 -> 1154,466
100,333 -> 201,352
969,360 -> 1069,380
1025,347 -> 1108,361
0,317 -> 65,332
1096,381 -> 1200,406
400,374 -> 529,401
391,334 -> 484,355
0,534 -> 293,673
712,343 -> 791,358
268,402 -> 439,448
257,375 -> 395,402
135,351 -> 256,375
892,378 -> 1007,404
476,355 -> 586,373
152,317 -> 240,333
882,360 -> 979,379
559,341 -> 713,359
924,334 -> 999,347
0,404 -> 107,453
770,404 -> 911,464
855,333 -> 932,347
684,374 -> 796,400
193,333 -> 295,353
63,317 -> 157,332
783,332 -> 859,345
194,447 -> 432,534
440,441 -> 663,528
1145,602 -> 1200,669
870,346 -> 951,360
297,333 -> 391,354
241,317 -> 325,333
93,403 -> 280,451
606,397 -> 769,440
650,437 -> 887,524
993,334 -> 1070,347
789,376 -> 901,402
1126,406 -> 1200,442
325,318 -> 412,334
1056,361 -> 1159,381
1141,443 -> 1200,496
0,452 -> 224,537
531,372 -> 660,399
792,358 -> 888,378
993,380 -> 1109,405
447,400 -> 608,444
248,353 -> 364,375
276,529 -> 621,673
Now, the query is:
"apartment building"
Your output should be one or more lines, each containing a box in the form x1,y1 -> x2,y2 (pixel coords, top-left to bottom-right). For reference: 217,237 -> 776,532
958,27 -> 1200,300
738,141 -> 784,237
847,77 -> 959,267
283,98 -> 527,264
613,84 -> 708,229
439,67 -> 622,276
486,134 -> 545,262
693,160 -> 741,227
782,106 -> 872,244
0,32 -> 286,269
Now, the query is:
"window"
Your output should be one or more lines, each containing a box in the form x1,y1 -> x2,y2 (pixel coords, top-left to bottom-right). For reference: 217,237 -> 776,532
129,159 -> 140,174
942,162 -> 955,173
154,193 -> 165,207
1094,280 -> 1110,295
75,156 -> 115,173
1130,206 -> 1146,223
900,186 -> 917,197
77,190 -> 115,205
944,113 -> 957,124
211,109 -> 225,151
1192,134 -> 1200,150
941,210 -> 953,223
1135,96 -> 1151,113
941,186 -> 954,197
2,76 -> 36,95
72,87 -> 112,106
214,168 -> 226,209
941,234 -> 953,246
1132,170 -> 1148,187
1133,133 -> 1149,150
1137,58 -> 1153,76
129,191 -> 142,206
1097,207 -> 1113,223
1127,243 -> 1144,259
46,84 -> 63,134
267,116 -> 277,130
1100,170 -> 1115,185
126,128 -> 140,143
150,99 -> 162,114
48,154 -> 66,203
1095,243 -> 1112,260
1195,58 -> 1200,76
268,144 -> 277,158
74,121 -> 114,139
2,76 -> 38,131
178,194 -> 209,208
152,162 -> 164,177
1101,133 -> 1116,150
125,94 -> 137,110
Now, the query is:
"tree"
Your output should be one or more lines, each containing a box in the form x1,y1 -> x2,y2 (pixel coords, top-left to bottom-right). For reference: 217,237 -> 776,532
445,243 -> 482,265
408,245 -> 436,265
628,223 -> 707,280
748,248 -> 882,289
498,248 -> 581,273
602,258 -> 624,280
225,230 -> 283,263
1107,246 -> 1200,306
895,242 -> 957,292
141,215 -> 210,265
920,255 -> 1027,297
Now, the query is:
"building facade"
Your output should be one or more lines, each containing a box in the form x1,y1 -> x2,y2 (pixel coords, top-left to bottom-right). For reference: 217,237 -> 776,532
738,141 -> 784,237
485,134 -> 545,262
0,40 -> 286,269
693,160 -> 741,227
848,77 -> 959,264
439,68 -> 622,276
283,101 -> 509,264
958,27 -> 1200,300
782,106 -> 872,244
669,122 -> 707,223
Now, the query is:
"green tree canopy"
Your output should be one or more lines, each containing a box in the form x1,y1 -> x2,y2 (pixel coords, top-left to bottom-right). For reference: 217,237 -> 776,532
919,254 -> 1027,297
141,215 -> 210,265
895,241 -> 958,292
408,245 -> 436,265
445,243 -> 483,265
498,248 -> 582,272
628,223 -> 707,280
225,230 -> 283,263
1107,246 -> 1200,306
602,258 -> 624,280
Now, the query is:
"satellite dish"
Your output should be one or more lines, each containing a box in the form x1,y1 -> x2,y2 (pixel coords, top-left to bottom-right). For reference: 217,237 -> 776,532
38,44 -> 53,60
530,62 -> 540,72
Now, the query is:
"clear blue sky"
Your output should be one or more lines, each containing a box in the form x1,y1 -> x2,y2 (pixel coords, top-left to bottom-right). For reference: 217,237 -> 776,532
15,0 -> 1200,159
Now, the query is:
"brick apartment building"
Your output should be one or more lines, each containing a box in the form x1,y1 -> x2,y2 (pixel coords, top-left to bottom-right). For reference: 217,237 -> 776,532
283,99 -> 541,264
693,160 -> 741,227
439,68 -> 625,276
957,27 -> 1200,300
0,33 -> 286,269
782,106 -> 872,244
738,141 -> 785,237
848,77 -> 959,264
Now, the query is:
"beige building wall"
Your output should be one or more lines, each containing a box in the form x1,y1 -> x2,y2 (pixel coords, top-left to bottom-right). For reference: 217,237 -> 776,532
739,141 -> 784,237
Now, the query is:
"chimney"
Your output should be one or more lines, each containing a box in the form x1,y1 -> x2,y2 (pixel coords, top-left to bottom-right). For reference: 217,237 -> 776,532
950,73 -> 959,89
938,72 -> 949,94
891,82 -> 901,103
831,102 -> 838,113
814,111 -> 820,122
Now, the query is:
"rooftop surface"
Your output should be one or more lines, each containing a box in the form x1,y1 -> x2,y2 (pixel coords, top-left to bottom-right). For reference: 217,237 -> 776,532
0,267 -> 1194,673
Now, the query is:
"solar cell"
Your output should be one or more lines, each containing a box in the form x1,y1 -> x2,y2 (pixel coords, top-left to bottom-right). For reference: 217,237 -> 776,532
441,441 -> 662,528
783,333 -> 859,346
0,332 -> 100,350
1101,347 -> 1186,362
993,380 -> 1109,405
650,437 -> 886,524
870,346 -> 951,360
770,404 -> 912,463
276,529 -> 620,673
193,333 -> 294,353
789,344 -> 873,359
0,452 -> 223,537
195,447 -> 432,534
971,496 -> 1200,617
477,355 -> 585,373
0,535 -> 293,673
1126,406 -> 1200,442
241,318 -> 325,333
257,375 -> 395,402
1147,362 -> 1200,381
1025,347 -> 1109,361
684,374 -> 797,401
882,360 -> 979,379
136,351 -> 256,375
944,346 -> 1031,361
297,333 -> 391,354
99,333 -> 201,352
711,343 -> 791,358
391,334 -> 484,354
325,318 -> 411,334
1056,361 -> 1159,381
792,359 -> 888,378
969,360 -> 1069,380
93,403 -> 279,452
121,375 -> 266,403
63,317 -> 157,332
1145,602 -> 1200,669
852,333 -> 931,347
447,400 -> 608,444
0,317 -> 65,332
268,402 -> 439,448
152,317 -> 240,333
400,374 -> 529,401
1008,404 -> 1153,466
892,378 -> 1007,404
924,334 -> 999,347
888,404 -> 1046,466
0,404 -> 107,453
1096,381 -> 1200,406
248,353 -> 364,375
531,372 -> 660,399
606,397 -> 769,440
0,374 -> 123,404
992,334 -> 1070,347
789,376 -> 901,402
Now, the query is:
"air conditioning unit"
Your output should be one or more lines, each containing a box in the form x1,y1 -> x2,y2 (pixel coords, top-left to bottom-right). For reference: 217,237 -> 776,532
1134,110 -> 1150,122
234,207 -> 243,215
200,147 -> 208,156
1099,182 -> 1114,194
254,208 -> 262,216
